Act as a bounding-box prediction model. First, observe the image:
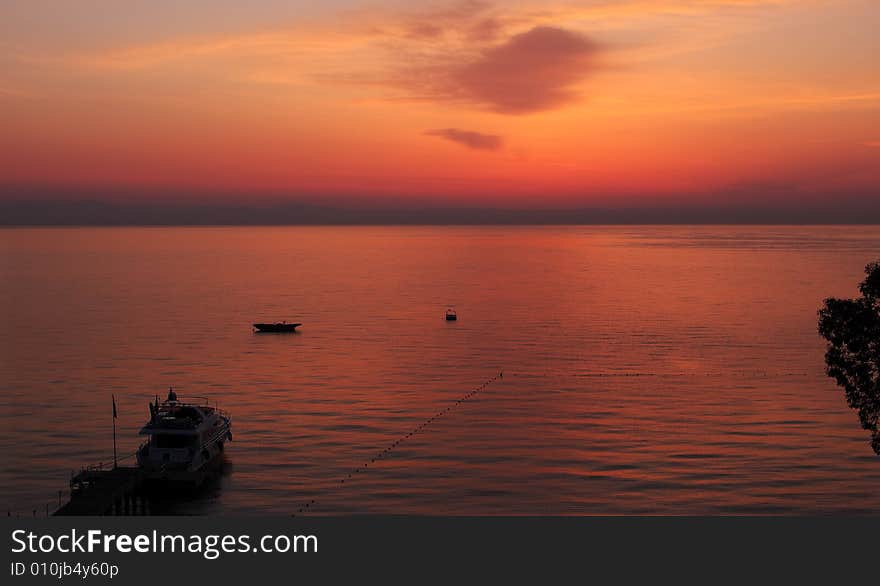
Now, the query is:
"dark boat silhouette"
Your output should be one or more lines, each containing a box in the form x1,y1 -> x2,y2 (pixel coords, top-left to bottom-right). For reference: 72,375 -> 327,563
137,387 -> 232,486
253,322 -> 301,333
445,308 -> 457,321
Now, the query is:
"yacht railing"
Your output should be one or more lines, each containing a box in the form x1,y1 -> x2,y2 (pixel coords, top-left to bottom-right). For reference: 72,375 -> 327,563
159,395 -> 231,419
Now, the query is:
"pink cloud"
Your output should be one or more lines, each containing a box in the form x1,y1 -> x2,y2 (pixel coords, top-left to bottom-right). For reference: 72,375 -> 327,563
452,26 -> 600,113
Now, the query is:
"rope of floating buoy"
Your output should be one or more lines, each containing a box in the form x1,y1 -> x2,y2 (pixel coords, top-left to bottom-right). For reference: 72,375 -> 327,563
559,370 -> 811,379
293,370 -> 503,516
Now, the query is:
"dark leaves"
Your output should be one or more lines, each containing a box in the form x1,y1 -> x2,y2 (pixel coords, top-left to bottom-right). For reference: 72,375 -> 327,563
818,261 -> 880,454
858,260 -> 880,302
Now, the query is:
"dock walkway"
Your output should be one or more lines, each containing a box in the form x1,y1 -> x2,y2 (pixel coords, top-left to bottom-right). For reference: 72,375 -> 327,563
54,466 -> 148,516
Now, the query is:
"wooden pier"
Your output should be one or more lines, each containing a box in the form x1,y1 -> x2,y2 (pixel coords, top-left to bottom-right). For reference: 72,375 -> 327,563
54,466 -> 149,516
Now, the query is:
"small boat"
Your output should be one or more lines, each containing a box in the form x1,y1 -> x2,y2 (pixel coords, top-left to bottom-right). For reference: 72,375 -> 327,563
253,321 -> 301,333
445,308 -> 457,321
136,388 -> 232,486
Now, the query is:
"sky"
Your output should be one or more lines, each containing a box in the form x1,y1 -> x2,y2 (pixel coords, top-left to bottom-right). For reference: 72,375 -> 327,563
1,0 -> 878,223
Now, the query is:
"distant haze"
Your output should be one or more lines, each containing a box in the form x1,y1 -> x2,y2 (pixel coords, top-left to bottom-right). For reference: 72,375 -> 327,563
2,190 -> 880,225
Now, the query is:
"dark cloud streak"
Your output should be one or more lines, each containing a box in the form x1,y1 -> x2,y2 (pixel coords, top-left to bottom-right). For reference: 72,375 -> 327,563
425,128 -> 503,150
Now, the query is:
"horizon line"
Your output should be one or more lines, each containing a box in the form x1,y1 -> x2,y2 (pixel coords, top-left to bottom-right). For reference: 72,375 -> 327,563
4,221 -> 880,227
4,196 -> 880,226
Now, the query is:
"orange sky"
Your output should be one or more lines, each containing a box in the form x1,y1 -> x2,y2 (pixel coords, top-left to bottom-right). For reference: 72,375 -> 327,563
1,0 -> 878,217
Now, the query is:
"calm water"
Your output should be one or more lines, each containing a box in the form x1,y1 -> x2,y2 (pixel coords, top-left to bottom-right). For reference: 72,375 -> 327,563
2,226 -> 880,515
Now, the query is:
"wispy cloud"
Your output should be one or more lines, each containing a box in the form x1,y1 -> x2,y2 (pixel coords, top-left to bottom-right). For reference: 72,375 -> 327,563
13,0 -> 823,117
0,86 -> 29,98
24,0 -> 804,70
315,23 -> 602,114
425,128 -> 503,150
395,0 -> 506,41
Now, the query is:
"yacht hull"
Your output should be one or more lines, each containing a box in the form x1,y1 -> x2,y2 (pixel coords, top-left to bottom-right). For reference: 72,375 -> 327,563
138,439 -> 227,486
138,413 -> 232,487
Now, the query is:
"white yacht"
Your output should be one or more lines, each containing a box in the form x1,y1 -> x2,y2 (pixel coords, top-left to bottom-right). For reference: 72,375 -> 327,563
136,388 -> 232,485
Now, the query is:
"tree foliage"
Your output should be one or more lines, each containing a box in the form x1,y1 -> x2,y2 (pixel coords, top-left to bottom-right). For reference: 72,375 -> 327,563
818,261 -> 880,454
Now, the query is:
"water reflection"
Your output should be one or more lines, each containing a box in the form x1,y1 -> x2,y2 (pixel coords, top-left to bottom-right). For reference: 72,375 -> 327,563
2,226 -> 880,514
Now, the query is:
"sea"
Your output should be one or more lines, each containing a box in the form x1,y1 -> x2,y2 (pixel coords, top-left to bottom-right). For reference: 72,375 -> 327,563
2,225 -> 879,514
